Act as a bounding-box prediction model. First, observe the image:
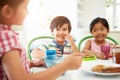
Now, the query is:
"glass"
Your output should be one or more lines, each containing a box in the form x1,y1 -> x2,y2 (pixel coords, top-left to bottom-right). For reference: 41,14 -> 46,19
44,57 -> 57,68
112,47 -> 120,64
46,50 -> 56,60
44,50 -> 57,68
49,44 -> 64,57
101,45 -> 110,60
56,45 -> 64,57
45,50 -> 64,68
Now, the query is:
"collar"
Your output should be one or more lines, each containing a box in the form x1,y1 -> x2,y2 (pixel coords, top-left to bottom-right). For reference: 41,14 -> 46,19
0,24 -> 18,35
0,24 -> 11,30
53,40 -> 68,46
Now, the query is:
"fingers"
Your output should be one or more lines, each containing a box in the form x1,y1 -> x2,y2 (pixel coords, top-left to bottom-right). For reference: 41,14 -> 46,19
56,50 -> 61,54
98,53 -> 106,59
64,54 -> 82,70
65,35 -> 74,41
55,48 -> 61,53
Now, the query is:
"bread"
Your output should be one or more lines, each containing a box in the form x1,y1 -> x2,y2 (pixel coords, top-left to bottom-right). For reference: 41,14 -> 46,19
102,67 -> 120,73
92,65 -> 105,72
92,64 -> 120,73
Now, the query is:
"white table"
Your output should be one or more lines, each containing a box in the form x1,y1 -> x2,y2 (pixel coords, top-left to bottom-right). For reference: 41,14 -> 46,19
68,59 -> 120,80
33,58 -> 120,80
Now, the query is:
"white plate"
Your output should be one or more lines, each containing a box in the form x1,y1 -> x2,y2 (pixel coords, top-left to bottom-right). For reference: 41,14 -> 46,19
81,63 -> 120,76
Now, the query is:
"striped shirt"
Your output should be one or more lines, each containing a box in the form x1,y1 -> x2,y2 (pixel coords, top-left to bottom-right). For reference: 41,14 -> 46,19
31,40 -> 73,55
0,24 -> 30,80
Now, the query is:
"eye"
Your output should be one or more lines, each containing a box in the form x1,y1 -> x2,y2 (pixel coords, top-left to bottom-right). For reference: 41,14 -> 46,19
93,29 -> 97,32
56,28 -> 59,31
101,28 -> 105,31
63,28 -> 67,31
101,29 -> 104,31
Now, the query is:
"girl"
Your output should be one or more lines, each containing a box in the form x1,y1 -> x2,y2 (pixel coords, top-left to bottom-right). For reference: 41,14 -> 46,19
82,17 -> 112,59
31,16 -> 80,59
0,0 -> 82,80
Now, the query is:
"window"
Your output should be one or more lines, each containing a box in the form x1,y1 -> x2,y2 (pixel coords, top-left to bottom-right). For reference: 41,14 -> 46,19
105,0 -> 120,31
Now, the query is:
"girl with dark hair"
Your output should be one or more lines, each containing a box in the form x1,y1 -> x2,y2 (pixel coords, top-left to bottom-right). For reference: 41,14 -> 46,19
82,17 -> 111,59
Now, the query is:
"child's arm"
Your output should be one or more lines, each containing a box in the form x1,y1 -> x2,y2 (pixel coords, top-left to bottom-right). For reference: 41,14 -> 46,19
2,50 -> 82,80
82,40 -> 105,59
30,59 -> 45,68
31,48 -> 45,60
65,35 -> 80,53
82,40 -> 94,56
30,48 -> 46,67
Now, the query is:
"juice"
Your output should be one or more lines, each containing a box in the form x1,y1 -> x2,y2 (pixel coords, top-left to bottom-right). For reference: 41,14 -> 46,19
115,52 -> 120,64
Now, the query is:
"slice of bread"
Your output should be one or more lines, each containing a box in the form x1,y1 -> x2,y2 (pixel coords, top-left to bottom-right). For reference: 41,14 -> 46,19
92,64 -> 120,73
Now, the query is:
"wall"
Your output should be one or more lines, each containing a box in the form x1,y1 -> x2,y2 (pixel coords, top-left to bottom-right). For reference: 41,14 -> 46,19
21,0 -> 78,51
83,0 -> 106,31
108,31 -> 120,44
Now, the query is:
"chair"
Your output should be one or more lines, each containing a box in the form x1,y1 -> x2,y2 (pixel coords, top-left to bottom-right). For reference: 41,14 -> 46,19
27,36 -> 54,61
78,35 -> 119,51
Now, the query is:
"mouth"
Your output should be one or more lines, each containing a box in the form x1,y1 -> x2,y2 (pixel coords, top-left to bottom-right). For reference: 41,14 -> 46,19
96,34 -> 104,39
58,35 -> 65,39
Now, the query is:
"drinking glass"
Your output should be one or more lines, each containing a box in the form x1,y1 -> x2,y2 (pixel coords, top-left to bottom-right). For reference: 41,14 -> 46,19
44,50 -> 57,68
101,45 -> 110,60
112,47 -> 120,64
46,50 -> 56,60
56,45 -> 64,57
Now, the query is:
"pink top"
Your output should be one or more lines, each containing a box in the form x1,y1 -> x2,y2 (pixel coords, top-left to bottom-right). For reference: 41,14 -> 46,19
90,39 -> 110,53
0,24 -> 30,80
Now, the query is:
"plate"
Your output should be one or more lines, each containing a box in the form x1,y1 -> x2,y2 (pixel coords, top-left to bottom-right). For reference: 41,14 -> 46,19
82,56 -> 96,61
81,63 -> 120,76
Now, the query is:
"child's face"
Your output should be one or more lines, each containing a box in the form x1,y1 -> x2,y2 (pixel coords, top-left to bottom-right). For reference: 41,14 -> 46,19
91,22 -> 109,42
5,0 -> 29,25
52,23 -> 70,44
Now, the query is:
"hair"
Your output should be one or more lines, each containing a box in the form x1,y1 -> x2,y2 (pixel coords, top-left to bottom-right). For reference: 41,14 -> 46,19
0,0 -> 23,9
50,16 -> 72,33
90,17 -> 109,33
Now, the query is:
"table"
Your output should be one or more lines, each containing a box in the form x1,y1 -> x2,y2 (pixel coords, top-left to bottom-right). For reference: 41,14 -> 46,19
69,59 -> 120,80
33,58 -> 120,80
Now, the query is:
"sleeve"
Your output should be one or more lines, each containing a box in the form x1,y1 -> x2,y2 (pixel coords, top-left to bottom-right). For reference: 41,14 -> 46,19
0,31 -> 21,58
31,40 -> 49,54
64,42 -> 72,54
37,40 -> 56,53
37,44 -> 48,53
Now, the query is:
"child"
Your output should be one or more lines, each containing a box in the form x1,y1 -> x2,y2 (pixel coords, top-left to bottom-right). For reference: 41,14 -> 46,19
31,16 -> 80,59
0,0 -> 82,80
82,17 -> 112,59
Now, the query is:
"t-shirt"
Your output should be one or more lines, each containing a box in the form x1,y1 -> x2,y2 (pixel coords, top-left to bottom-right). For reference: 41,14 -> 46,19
0,24 -> 30,80
31,40 -> 73,55
90,39 -> 110,53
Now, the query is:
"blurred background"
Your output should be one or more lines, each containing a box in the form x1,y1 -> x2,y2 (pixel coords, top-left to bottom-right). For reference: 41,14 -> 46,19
12,0 -> 120,50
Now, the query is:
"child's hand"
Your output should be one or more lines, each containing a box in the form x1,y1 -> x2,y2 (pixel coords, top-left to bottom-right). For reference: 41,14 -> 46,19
62,53 -> 82,70
30,59 -> 46,68
55,48 -> 61,54
36,59 -> 46,66
55,48 -> 62,56
65,34 -> 74,43
96,53 -> 105,59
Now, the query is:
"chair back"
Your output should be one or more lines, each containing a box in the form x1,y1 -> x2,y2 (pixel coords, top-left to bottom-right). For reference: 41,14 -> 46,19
78,35 -> 119,51
27,36 -> 54,60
